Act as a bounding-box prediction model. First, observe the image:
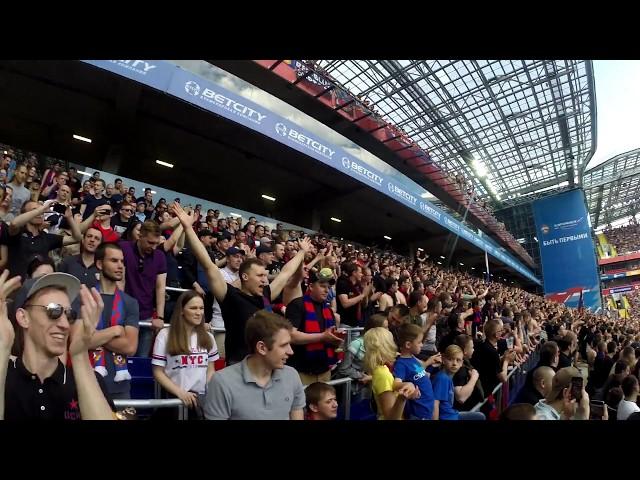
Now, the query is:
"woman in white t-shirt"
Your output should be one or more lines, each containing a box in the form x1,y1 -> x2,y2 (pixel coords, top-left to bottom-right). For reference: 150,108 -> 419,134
152,291 -> 219,418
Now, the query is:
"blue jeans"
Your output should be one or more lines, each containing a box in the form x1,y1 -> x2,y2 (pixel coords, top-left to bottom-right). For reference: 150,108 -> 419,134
136,321 -> 154,357
459,411 -> 486,421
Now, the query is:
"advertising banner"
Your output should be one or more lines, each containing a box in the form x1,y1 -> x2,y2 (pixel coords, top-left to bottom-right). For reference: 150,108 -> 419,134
532,189 -> 601,310
82,59 -> 540,284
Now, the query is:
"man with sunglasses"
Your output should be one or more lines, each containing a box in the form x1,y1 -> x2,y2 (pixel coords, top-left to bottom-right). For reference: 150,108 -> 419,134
111,202 -> 135,236
0,270 -> 115,420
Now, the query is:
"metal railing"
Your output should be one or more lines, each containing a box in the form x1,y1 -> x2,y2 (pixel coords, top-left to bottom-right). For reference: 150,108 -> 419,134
303,377 -> 353,420
470,349 -> 540,416
113,398 -> 188,420
114,377 -> 352,421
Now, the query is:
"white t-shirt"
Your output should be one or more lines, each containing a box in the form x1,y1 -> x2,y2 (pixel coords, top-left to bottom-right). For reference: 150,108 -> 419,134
617,399 -> 640,420
151,328 -> 219,395
210,267 -> 240,329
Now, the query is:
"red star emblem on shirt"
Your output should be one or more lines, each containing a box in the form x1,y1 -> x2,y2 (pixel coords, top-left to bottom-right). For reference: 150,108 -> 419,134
69,399 -> 79,410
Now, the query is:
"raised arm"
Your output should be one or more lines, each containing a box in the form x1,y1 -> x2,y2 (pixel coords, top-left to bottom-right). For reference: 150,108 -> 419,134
62,206 -> 83,246
8,199 -> 56,235
0,271 -> 23,419
173,203 -> 228,302
69,286 -> 115,420
269,237 -> 313,301
163,223 -> 184,253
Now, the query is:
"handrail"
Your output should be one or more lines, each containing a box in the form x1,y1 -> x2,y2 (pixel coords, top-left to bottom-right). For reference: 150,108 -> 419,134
113,398 -> 184,409
138,320 -> 225,333
303,377 -> 352,420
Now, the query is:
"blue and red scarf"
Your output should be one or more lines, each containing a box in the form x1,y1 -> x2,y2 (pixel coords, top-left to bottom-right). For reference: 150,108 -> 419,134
90,287 -> 131,382
303,294 -> 336,367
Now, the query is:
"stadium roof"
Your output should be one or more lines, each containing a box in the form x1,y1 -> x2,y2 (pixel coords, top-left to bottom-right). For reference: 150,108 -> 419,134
314,60 -> 597,207
583,147 -> 640,228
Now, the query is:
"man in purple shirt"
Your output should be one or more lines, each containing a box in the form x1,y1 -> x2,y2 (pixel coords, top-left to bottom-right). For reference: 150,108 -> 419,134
120,221 -> 167,357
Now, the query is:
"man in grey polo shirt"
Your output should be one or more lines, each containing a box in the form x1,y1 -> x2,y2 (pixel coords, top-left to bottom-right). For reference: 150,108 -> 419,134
203,310 -> 305,420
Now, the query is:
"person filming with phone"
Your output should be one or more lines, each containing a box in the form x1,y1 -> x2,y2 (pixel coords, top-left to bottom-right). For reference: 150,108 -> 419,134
534,366 -> 591,420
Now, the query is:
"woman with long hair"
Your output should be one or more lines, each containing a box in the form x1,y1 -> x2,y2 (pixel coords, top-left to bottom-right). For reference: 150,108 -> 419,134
152,291 -> 219,419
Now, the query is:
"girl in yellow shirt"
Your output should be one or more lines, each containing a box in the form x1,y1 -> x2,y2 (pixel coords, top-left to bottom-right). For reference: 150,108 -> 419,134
364,327 -> 419,420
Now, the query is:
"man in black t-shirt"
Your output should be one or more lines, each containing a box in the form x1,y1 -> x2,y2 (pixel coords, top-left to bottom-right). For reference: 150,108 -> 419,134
7,200 -> 83,278
173,203 -> 312,364
1,272 -> 115,420
336,262 -> 371,327
80,179 -> 110,221
110,202 -> 135,236
286,269 -> 343,385
471,319 -> 516,394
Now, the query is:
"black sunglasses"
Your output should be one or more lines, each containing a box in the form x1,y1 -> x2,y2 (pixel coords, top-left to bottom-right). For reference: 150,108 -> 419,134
24,303 -> 77,321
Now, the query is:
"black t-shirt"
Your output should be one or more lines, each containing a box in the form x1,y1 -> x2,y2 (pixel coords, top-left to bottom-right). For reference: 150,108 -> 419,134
7,229 -> 62,278
373,274 -> 386,294
220,284 -> 272,363
268,260 -> 284,276
110,215 -> 131,236
471,340 -> 502,394
108,194 -> 123,210
557,351 -> 573,369
336,276 -> 361,327
82,195 -> 110,220
68,176 -> 81,195
453,360 -> 484,411
285,296 -> 334,375
4,357 -> 115,420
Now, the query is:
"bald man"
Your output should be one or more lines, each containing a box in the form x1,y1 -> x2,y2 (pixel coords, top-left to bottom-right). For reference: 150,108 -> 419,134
514,366 -> 555,406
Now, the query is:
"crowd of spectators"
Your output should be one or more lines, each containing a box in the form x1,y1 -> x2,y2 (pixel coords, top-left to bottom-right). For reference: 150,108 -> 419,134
603,223 -> 640,256
0,145 -> 639,421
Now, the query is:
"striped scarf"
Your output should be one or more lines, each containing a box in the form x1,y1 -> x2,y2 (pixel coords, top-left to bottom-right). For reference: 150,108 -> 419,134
90,287 -> 131,383
303,294 -> 336,366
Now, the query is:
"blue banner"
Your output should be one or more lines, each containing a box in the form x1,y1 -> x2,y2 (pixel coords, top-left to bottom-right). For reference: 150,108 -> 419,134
532,189 -> 602,311
82,59 -> 540,284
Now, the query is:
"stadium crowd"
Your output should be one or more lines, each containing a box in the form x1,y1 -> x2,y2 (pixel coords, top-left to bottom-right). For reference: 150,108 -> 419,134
603,223 -> 640,256
0,147 -> 639,421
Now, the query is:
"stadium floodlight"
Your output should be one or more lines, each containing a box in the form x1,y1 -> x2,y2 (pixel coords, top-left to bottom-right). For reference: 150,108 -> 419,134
472,159 -> 488,178
417,248 -> 424,252
440,256 -> 445,259
261,194 -> 276,201
73,134 -> 92,143
229,212 -> 242,218
330,217 -> 342,223
459,262 -> 464,266
437,261 -> 442,265
156,160 -> 174,168
383,235 -> 392,240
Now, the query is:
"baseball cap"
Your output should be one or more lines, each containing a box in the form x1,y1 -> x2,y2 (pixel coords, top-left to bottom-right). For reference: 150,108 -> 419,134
309,268 -> 336,285
259,236 -> 272,245
546,366 -> 584,402
217,231 -> 232,242
226,247 -> 246,257
197,229 -> 214,238
13,273 -> 81,311
256,245 -> 274,256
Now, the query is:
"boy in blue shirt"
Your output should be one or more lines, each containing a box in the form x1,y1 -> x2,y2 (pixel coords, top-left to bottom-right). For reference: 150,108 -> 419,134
394,323 -> 442,420
432,344 -> 485,420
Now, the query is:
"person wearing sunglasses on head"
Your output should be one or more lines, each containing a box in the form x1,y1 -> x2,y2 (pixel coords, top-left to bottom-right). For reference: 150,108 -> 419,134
0,271 -> 115,420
